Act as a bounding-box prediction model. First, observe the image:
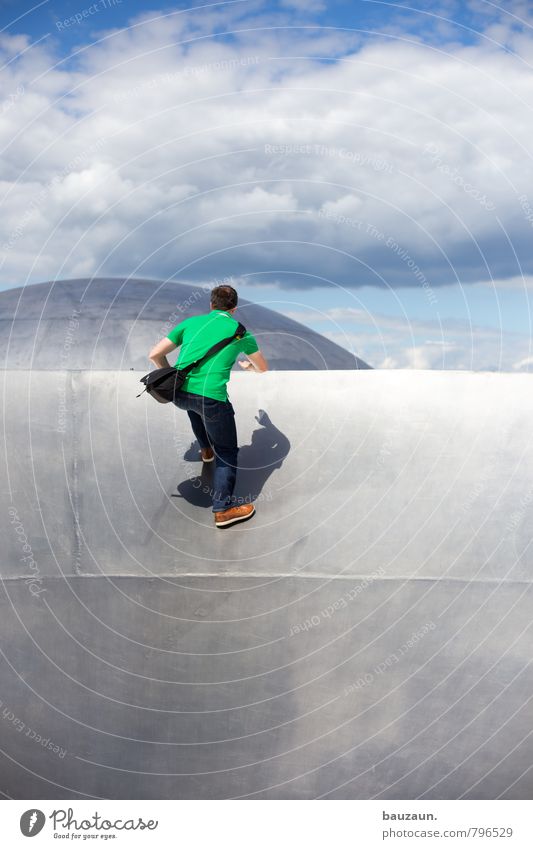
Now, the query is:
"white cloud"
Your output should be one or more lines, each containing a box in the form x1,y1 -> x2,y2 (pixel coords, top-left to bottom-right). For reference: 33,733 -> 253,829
1,2 -> 533,304
475,275 -> 533,289
283,305 -> 532,371
512,354 -> 533,371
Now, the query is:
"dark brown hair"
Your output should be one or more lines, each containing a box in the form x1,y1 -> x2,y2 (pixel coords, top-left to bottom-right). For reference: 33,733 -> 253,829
211,285 -> 238,311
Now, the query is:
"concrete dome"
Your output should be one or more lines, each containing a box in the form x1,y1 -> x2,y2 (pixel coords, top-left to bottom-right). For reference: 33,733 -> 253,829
0,277 -> 371,370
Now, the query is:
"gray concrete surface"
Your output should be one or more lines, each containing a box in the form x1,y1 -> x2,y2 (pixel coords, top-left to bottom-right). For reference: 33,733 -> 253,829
0,278 -> 370,371
1,369 -> 533,799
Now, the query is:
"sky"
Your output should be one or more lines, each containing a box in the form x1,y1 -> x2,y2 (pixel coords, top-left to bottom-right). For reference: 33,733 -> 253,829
1,0 -> 533,369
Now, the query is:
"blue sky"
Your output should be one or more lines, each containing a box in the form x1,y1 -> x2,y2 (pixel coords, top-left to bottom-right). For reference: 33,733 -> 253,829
0,1 -> 508,47
1,0 -> 533,369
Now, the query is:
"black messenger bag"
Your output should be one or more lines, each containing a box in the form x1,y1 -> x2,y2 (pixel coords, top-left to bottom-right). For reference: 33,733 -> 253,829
137,322 -> 246,404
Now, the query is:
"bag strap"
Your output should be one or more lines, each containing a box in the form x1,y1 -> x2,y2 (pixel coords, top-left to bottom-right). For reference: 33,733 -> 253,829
179,322 -> 246,376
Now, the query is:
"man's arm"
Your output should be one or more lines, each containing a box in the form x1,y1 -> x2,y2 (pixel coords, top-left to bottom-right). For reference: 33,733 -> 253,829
239,351 -> 269,372
148,337 -> 177,369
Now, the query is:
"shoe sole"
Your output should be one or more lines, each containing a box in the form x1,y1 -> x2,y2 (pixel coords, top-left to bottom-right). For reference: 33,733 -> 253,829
215,507 -> 256,528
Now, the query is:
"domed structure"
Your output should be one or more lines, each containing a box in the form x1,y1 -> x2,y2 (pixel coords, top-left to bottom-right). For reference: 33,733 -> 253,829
0,277 -> 371,370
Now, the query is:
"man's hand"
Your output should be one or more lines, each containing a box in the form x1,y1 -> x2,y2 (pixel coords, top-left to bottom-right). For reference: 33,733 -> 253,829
239,351 -> 269,372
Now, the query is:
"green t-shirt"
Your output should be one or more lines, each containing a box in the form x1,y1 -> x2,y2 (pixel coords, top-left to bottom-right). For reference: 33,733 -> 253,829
166,310 -> 259,401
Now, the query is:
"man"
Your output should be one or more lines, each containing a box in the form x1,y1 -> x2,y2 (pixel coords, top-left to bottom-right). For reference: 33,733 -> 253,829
148,285 -> 269,528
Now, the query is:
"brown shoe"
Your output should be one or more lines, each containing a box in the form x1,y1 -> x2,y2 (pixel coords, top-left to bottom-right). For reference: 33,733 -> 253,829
200,446 -> 214,463
214,503 -> 255,528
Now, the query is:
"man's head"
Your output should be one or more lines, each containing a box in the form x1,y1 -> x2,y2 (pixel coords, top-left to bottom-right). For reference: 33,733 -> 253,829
210,284 -> 238,313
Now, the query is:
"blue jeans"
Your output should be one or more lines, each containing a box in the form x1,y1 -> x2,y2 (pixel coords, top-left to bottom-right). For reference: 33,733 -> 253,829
173,390 -> 238,513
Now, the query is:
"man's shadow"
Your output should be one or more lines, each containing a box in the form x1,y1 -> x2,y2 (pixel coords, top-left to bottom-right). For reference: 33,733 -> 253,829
174,409 -> 290,508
